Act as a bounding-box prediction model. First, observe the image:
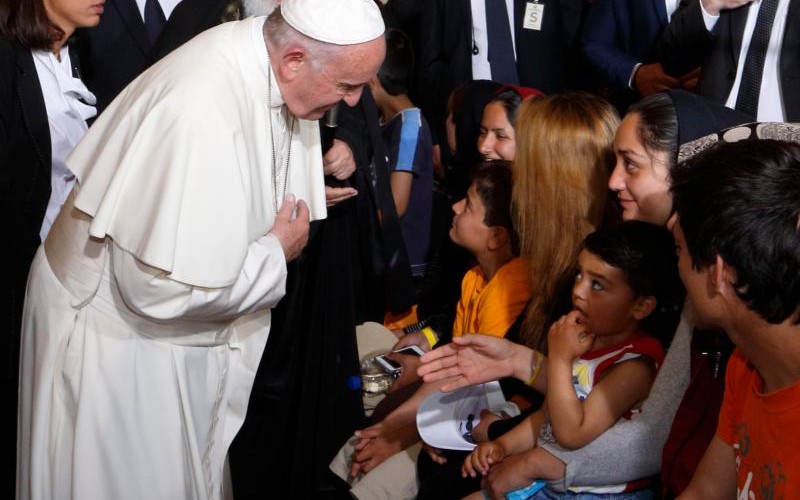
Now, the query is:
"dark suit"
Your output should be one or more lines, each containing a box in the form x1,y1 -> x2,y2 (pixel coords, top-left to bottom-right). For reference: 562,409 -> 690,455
660,0 -> 800,120
419,0 -> 584,137
77,0 -> 237,112
0,37 -> 66,500
582,0 -> 669,108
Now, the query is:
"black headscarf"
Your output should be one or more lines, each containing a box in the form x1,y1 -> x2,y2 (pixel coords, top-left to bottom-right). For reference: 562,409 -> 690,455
667,89 -> 752,146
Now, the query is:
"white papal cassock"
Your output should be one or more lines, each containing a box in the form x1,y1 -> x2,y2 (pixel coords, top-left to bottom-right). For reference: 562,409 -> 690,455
17,17 -> 326,500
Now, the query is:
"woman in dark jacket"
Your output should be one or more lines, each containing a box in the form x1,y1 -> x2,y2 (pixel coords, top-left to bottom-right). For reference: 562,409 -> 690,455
1,1 -> 101,495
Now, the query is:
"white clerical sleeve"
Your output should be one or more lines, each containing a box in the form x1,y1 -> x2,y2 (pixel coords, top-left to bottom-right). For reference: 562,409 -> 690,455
110,234 -> 287,322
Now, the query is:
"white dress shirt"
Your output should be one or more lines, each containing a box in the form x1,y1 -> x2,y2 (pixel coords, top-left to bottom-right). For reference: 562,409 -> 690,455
471,0 -> 517,80
31,46 -> 97,241
701,0 -> 790,121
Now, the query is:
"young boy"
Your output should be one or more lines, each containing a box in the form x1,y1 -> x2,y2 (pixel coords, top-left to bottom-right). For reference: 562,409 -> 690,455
670,138 -> 800,499
370,28 -> 434,286
335,163 -> 531,498
462,221 -> 685,499
375,163 -> 530,393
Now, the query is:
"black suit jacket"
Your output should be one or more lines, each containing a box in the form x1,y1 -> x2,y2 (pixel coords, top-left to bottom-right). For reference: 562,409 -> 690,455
660,0 -> 800,120
1,37 -> 63,393
0,39 -> 53,269
419,0 -> 584,136
77,0 -> 236,112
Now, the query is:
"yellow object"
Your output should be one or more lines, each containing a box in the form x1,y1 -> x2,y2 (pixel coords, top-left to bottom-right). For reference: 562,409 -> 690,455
421,326 -> 439,349
527,351 -> 545,387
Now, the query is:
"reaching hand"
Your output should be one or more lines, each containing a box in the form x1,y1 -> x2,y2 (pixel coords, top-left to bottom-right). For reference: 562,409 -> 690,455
417,334 -> 526,392
323,139 -> 356,180
701,0 -> 754,16
633,63 -> 680,96
463,441 -> 506,478
679,67 -> 702,91
269,195 -> 309,262
325,185 -> 358,206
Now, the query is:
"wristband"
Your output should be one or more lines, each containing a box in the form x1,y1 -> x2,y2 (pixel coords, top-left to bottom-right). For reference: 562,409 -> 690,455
421,326 -> 439,349
527,351 -> 545,387
403,319 -> 428,334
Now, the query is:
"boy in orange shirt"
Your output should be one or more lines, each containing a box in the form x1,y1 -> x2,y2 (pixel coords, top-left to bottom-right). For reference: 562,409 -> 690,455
448,162 -> 531,339
339,162 -> 530,494
671,136 -> 800,499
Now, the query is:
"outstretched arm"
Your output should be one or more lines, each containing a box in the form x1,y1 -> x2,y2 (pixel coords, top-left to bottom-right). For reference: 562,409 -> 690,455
418,334 -> 547,393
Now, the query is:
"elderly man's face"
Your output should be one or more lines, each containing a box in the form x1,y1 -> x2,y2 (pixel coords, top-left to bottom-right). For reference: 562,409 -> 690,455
284,37 -> 385,120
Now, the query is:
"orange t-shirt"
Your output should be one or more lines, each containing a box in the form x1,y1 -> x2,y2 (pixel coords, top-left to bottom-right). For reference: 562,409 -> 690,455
717,349 -> 800,499
452,257 -> 530,338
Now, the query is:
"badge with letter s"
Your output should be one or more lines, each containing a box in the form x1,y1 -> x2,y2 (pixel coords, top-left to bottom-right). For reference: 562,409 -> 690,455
523,1 -> 544,31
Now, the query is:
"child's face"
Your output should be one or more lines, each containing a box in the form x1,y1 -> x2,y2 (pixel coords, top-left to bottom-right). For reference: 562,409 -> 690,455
572,249 -> 653,338
609,113 -> 673,225
477,102 -> 516,161
450,183 -> 492,254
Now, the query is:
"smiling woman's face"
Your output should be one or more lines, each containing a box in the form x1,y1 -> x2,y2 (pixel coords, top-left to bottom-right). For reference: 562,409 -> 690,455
477,101 -> 516,161
608,113 -> 673,225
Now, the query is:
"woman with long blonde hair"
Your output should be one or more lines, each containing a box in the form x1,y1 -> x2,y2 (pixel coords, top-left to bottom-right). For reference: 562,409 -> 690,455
513,92 -> 619,351
413,93 -> 620,499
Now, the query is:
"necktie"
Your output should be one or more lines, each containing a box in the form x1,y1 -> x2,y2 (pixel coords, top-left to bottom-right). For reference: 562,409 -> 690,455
734,0 -> 779,118
144,0 -> 167,44
484,0 -> 519,85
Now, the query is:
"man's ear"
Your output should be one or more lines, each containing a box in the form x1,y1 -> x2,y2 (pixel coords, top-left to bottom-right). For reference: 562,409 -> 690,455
487,227 -> 509,251
633,296 -> 657,320
712,255 -> 738,296
276,46 -> 307,82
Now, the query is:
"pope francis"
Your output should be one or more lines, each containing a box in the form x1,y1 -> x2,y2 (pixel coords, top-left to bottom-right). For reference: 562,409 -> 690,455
15,1 -> 386,499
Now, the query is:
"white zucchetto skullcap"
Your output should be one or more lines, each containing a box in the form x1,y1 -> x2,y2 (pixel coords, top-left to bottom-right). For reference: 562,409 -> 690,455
281,0 -> 385,45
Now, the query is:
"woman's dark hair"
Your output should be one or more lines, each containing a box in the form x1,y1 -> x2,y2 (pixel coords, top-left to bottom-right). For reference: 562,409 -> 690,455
447,80 -> 503,198
582,221 -> 685,346
471,160 -> 519,255
487,89 -> 524,126
0,0 -> 62,50
628,92 -> 679,171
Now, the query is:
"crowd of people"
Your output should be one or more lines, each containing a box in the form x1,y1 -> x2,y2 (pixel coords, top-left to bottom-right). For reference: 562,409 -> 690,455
1,0 -> 799,499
